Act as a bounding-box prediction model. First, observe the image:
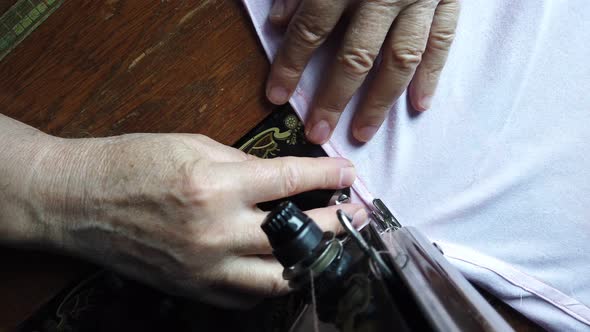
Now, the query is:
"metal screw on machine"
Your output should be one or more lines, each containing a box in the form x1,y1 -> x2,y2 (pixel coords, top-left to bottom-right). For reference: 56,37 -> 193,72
261,201 -> 354,322
261,201 -> 332,268
371,198 -> 401,230
261,201 -> 347,286
336,209 -> 393,279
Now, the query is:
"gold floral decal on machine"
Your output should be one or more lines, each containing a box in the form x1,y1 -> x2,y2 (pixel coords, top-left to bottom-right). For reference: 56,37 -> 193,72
238,114 -> 304,158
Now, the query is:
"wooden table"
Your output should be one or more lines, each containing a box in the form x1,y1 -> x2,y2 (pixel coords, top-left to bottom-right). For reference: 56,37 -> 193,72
0,1 -> 271,329
0,1 -> 542,331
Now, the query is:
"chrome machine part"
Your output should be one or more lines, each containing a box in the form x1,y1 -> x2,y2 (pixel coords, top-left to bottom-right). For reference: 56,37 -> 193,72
371,198 -> 401,231
336,210 -> 393,280
283,236 -> 343,287
328,189 -> 351,206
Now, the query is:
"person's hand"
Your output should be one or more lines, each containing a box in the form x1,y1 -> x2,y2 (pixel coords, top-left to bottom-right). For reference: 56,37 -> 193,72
26,133 -> 362,307
266,0 -> 460,143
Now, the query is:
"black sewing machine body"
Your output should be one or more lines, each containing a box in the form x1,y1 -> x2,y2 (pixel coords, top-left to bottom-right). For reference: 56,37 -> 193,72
264,200 -> 514,332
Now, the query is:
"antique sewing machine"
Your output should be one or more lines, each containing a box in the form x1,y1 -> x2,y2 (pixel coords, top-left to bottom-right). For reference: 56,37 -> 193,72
17,108 -> 518,332
242,107 -> 514,331
261,196 -> 514,332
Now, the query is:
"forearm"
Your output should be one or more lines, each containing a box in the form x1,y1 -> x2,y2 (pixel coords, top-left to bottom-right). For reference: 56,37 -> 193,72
0,115 -> 360,304
0,113 -> 136,253
0,114 -> 63,247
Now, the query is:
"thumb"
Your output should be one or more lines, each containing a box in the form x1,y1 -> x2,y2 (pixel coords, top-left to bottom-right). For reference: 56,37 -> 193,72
228,156 -> 356,204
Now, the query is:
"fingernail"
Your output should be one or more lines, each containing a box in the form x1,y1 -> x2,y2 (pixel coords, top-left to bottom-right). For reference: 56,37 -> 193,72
352,209 -> 369,229
306,120 -> 331,144
334,157 -> 353,168
267,85 -> 289,105
270,0 -> 284,20
418,95 -> 433,111
339,167 -> 356,187
355,125 -> 379,142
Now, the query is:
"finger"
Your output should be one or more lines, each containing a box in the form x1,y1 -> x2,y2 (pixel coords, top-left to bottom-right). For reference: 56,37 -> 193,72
409,0 -> 460,111
230,203 -> 365,255
266,0 -> 348,105
215,256 -> 289,298
306,203 -> 366,235
231,156 -> 356,204
352,2 -> 437,142
228,210 -> 274,255
307,1 -> 402,144
269,0 -> 301,26
352,207 -> 370,228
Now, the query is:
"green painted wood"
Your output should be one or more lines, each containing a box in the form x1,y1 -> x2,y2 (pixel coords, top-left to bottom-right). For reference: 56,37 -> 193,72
0,0 -> 62,61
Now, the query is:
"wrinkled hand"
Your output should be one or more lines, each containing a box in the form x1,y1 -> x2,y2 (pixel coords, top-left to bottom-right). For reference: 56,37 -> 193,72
266,0 -> 460,143
33,133 -> 362,307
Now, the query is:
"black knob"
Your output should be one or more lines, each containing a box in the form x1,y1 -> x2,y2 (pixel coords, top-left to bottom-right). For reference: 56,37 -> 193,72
262,201 -> 324,267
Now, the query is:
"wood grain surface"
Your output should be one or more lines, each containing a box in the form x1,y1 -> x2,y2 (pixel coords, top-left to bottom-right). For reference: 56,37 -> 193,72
0,1 -> 543,331
0,1 -> 272,329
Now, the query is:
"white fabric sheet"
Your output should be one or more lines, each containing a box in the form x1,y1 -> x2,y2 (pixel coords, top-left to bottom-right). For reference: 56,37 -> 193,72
242,1 -> 590,330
